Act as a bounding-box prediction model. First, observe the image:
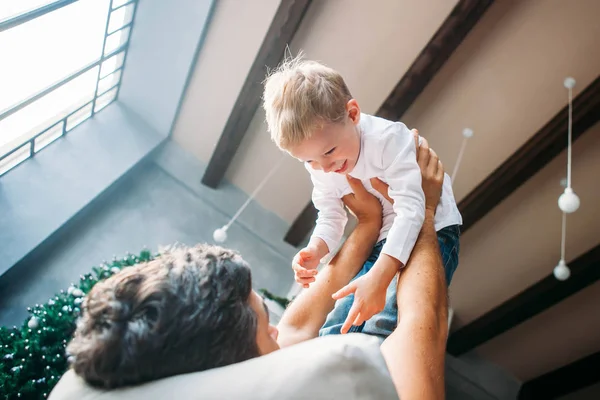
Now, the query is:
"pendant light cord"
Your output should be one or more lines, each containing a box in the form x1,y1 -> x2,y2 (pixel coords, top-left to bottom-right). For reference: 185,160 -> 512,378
224,155 -> 286,230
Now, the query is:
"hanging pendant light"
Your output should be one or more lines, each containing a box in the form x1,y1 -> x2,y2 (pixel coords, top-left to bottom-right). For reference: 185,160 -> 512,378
213,155 -> 286,243
553,259 -> 570,281
557,77 -> 580,214
450,128 -> 474,184
554,77 -> 579,281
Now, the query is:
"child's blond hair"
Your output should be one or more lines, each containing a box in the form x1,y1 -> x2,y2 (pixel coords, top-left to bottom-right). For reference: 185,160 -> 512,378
262,56 -> 353,150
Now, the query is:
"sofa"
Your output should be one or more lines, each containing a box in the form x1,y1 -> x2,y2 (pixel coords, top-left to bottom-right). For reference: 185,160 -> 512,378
49,333 -> 399,400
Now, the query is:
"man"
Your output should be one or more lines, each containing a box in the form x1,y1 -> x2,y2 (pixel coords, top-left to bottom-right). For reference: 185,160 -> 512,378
64,137 -> 448,399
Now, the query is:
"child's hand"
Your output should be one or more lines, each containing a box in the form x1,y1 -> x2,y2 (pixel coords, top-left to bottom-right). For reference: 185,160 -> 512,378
331,271 -> 389,333
292,245 -> 322,288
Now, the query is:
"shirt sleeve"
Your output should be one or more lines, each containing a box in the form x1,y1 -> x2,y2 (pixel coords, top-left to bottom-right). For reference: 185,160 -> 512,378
379,123 -> 426,265
307,165 -> 348,254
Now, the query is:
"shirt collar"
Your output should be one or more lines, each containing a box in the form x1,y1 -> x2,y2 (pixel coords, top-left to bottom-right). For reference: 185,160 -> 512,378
349,118 -> 367,179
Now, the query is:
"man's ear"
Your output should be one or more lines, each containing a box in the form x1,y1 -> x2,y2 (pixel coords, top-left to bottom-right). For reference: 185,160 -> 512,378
346,99 -> 361,125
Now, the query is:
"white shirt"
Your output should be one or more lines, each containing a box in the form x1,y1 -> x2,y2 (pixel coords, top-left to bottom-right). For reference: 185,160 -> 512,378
308,113 -> 462,265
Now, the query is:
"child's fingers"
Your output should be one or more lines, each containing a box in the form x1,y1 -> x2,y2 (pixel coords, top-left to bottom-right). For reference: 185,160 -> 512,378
298,249 -> 312,260
332,282 -> 356,300
293,264 -> 317,278
296,276 -> 315,286
296,270 -> 317,278
291,262 -> 309,273
352,311 -> 365,328
341,302 -> 361,334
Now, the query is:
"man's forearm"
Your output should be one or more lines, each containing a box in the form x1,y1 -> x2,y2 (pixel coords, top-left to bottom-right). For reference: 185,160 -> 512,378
277,219 -> 381,347
381,209 -> 448,400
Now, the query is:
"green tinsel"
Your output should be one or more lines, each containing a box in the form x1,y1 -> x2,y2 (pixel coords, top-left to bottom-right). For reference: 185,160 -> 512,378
0,249 -> 154,400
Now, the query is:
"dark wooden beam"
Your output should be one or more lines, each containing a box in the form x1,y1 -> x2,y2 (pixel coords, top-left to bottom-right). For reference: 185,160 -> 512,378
377,0 -> 495,121
284,202 -> 318,246
201,0 -> 313,188
518,351 -> 600,399
459,76 -> 600,232
284,0 -> 494,246
447,243 -> 600,356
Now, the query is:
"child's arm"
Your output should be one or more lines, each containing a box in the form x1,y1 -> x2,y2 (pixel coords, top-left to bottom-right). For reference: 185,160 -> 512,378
309,168 -> 348,255
365,127 -> 429,294
293,167 -> 348,287
379,124 -> 426,268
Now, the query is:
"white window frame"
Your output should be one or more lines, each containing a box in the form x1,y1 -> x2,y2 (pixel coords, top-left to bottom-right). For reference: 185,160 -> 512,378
0,0 -> 138,176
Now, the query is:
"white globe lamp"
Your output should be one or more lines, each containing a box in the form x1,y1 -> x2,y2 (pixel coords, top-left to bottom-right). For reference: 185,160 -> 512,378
558,188 -> 580,213
213,227 -> 228,243
553,259 -> 571,281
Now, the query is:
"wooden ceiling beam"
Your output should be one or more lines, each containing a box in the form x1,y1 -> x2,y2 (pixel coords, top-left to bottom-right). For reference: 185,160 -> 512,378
447,243 -> 600,356
284,0 -> 494,246
201,0 -> 313,188
378,0 -> 495,121
518,350 -> 600,399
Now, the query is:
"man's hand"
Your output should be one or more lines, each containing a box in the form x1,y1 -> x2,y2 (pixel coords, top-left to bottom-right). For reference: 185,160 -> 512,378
371,129 -> 444,212
342,175 -> 383,224
415,135 -> 444,212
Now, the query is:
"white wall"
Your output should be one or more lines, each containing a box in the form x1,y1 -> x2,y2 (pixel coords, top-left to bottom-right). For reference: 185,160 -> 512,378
172,0 -> 282,161
119,0 -> 215,136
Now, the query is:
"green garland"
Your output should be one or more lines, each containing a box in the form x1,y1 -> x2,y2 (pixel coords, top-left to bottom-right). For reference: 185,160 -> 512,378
0,249 -> 154,400
259,289 -> 292,309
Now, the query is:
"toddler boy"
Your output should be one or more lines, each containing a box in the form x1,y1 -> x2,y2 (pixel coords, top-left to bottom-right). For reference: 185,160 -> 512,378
263,57 -> 462,337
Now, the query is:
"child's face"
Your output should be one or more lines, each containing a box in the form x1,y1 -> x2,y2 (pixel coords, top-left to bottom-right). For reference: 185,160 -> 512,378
288,100 -> 361,175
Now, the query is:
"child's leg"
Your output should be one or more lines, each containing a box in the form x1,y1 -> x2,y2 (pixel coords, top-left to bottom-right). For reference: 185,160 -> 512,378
436,224 -> 461,285
362,225 -> 461,338
318,241 -> 385,336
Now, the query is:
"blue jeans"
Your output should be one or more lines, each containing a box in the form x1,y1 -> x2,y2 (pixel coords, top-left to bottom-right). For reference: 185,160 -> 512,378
319,225 -> 460,338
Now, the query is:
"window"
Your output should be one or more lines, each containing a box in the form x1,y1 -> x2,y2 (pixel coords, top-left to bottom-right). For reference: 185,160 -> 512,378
0,0 -> 137,176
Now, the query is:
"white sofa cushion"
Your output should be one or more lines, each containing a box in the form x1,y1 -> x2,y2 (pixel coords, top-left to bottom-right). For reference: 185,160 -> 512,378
49,333 -> 398,400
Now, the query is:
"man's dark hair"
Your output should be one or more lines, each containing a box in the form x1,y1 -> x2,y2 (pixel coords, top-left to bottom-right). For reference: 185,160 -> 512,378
67,244 -> 259,388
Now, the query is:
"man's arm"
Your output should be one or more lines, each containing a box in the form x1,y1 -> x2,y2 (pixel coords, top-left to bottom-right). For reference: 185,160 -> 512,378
379,141 -> 448,400
381,210 -> 447,399
277,178 -> 383,348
